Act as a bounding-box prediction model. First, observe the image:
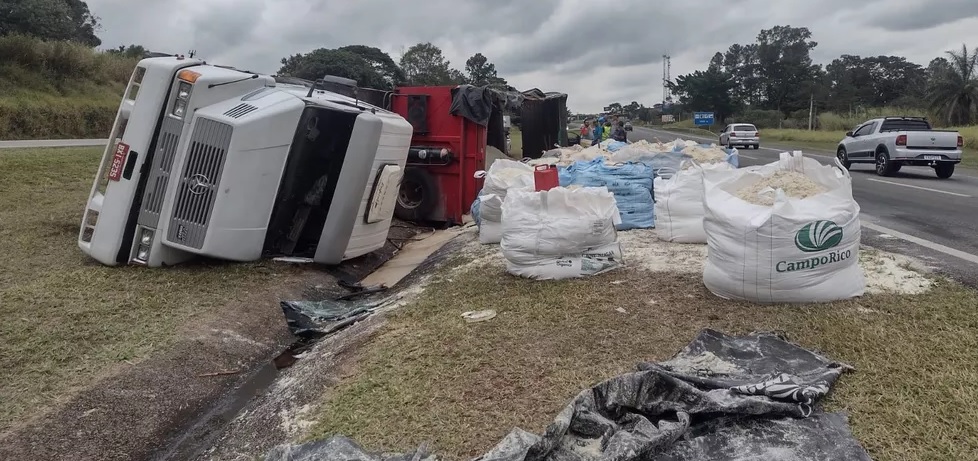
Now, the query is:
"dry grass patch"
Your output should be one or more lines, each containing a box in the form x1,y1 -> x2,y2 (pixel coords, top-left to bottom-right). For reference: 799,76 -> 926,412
0,147 -> 304,431
306,238 -> 978,461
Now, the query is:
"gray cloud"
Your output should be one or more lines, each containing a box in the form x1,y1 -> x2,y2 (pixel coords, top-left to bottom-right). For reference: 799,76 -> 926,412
87,0 -> 978,112
866,0 -> 978,32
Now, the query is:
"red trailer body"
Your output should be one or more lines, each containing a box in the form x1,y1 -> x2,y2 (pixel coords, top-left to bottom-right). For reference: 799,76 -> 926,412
390,86 -> 487,225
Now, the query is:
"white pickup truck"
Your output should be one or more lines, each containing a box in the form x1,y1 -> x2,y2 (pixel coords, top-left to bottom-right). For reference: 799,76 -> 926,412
836,116 -> 963,179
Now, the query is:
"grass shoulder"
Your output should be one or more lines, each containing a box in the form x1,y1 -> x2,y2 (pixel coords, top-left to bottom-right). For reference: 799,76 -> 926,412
303,240 -> 977,461
0,146 -> 304,431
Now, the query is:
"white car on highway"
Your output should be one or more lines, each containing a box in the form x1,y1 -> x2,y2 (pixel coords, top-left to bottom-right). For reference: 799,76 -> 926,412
836,116 -> 962,179
718,123 -> 760,149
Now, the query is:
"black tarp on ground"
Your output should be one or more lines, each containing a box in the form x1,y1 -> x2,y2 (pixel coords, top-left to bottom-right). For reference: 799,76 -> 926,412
264,329 -> 872,461
280,298 -> 388,340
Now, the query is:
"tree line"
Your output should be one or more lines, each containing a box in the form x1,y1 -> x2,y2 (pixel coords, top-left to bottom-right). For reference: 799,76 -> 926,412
661,25 -> 977,128
0,0 -> 101,46
1,1 -> 512,91
277,43 -> 510,90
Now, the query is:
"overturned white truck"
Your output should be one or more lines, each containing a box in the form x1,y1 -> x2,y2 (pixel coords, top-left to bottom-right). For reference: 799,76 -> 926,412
78,56 -> 413,267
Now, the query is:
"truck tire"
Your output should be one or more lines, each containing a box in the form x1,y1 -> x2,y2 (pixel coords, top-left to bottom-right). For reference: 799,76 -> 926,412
837,147 -> 851,170
395,167 -> 439,222
935,163 -> 955,179
875,151 -> 897,177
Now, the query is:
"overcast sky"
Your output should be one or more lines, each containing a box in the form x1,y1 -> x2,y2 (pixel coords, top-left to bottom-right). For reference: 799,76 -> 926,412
88,0 -> 978,113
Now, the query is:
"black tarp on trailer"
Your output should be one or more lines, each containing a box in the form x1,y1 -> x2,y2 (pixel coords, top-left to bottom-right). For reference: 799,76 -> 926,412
519,89 -> 569,159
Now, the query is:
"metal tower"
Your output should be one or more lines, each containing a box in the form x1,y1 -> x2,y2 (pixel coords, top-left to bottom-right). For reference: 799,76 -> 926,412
662,54 -> 671,105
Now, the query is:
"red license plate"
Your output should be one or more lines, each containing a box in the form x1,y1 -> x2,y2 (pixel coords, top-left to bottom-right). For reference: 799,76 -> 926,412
108,142 -> 130,181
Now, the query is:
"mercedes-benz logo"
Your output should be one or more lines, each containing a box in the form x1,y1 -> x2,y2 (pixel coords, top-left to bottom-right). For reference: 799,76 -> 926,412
187,173 -> 210,195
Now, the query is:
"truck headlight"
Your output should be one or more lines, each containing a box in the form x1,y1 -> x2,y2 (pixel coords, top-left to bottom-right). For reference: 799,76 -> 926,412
140,228 -> 154,245
172,99 -> 187,118
171,82 -> 192,118
177,82 -> 191,100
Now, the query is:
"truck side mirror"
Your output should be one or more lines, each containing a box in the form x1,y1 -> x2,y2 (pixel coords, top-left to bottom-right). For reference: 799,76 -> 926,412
845,131 -> 854,137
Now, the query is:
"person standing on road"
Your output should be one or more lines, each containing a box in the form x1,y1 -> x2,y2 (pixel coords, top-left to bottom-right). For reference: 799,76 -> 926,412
611,121 -> 628,142
580,120 -> 591,139
592,118 -> 605,145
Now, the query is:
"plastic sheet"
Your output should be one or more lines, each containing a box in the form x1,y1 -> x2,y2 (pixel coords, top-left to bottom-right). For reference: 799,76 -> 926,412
280,298 -> 387,339
265,329 -> 871,461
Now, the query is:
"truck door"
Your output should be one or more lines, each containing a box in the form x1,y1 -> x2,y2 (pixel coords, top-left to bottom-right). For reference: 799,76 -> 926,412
849,122 -> 877,159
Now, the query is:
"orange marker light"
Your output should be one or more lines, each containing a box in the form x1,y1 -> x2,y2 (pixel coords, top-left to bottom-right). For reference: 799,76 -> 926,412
177,69 -> 201,83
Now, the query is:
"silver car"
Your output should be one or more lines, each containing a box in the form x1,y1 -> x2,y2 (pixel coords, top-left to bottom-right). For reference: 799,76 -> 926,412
719,123 -> 760,149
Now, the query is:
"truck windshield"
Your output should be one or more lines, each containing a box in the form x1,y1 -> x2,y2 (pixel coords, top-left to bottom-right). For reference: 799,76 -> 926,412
880,119 -> 931,132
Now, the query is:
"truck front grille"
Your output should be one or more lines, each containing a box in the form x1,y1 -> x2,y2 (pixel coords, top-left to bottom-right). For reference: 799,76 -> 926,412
166,118 -> 233,249
137,116 -> 184,228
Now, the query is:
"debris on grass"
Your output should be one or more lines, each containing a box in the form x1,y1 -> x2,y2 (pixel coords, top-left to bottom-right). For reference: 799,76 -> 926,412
462,310 -> 497,323
455,228 -> 931,296
659,351 -> 743,376
859,250 -> 933,295
616,229 -> 707,273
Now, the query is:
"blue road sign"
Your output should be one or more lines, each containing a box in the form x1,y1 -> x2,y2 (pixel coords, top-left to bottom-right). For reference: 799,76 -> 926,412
693,112 -> 715,126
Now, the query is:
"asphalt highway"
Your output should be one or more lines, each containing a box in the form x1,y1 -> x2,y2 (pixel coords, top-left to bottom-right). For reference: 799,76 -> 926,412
632,126 -> 978,287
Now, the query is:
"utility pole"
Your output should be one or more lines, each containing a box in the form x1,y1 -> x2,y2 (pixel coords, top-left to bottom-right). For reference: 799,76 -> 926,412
808,92 -> 814,131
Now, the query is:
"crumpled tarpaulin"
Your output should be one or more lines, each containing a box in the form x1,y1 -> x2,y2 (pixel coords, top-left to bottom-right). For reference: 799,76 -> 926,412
450,85 -> 531,126
264,329 -> 872,461
280,298 -> 390,340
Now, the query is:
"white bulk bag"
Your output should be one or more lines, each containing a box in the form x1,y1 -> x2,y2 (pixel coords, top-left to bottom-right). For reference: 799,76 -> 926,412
701,152 -> 865,303
476,160 -> 535,244
500,187 -> 624,280
654,161 -> 735,243
479,159 -> 534,197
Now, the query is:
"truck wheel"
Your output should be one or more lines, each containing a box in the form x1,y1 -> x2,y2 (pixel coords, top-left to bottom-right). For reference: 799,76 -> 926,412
395,167 -> 439,222
837,147 -> 851,169
935,163 -> 955,179
875,151 -> 897,177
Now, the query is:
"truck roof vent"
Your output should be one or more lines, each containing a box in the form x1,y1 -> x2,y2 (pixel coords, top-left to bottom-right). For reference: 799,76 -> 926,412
224,103 -> 258,119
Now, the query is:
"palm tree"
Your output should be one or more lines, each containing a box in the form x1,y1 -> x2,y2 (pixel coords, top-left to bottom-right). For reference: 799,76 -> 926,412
927,44 -> 978,126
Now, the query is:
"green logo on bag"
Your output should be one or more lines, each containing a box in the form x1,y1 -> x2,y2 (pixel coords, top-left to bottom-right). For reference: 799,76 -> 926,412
776,220 -> 851,273
794,220 -> 843,253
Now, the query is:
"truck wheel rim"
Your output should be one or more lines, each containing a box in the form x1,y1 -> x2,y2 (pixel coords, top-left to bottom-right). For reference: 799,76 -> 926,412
398,181 -> 423,209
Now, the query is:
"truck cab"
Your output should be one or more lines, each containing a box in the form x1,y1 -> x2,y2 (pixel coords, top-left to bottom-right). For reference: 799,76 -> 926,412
78,56 -> 413,267
837,116 -> 963,178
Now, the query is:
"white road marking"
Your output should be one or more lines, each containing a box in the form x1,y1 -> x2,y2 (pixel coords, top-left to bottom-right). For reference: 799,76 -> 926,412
862,218 -> 978,266
864,178 -> 971,197
739,154 -> 758,160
